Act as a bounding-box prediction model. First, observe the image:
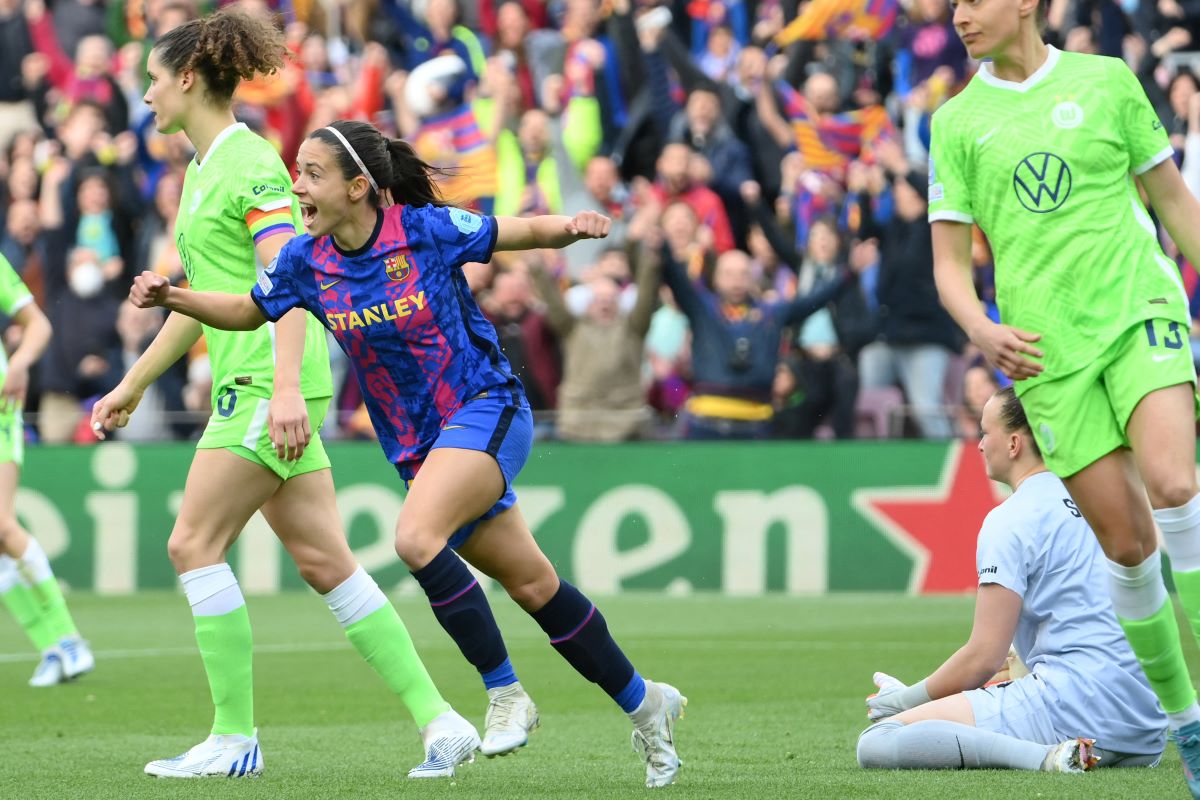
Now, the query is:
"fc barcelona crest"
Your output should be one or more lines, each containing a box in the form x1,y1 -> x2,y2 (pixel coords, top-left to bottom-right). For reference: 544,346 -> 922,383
385,253 -> 412,282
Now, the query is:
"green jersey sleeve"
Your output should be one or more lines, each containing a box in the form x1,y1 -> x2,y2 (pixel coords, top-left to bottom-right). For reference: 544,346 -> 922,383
0,254 -> 34,317
1111,58 -> 1172,174
234,160 -> 301,246
927,105 -> 975,224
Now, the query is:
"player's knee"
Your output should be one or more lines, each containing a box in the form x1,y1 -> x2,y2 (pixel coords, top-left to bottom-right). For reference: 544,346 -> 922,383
1147,478 -> 1199,512
393,522 -> 443,569
167,525 -> 225,573
292,548 -> 345,594
856,721 -> 903,769
504,572 -> 558,612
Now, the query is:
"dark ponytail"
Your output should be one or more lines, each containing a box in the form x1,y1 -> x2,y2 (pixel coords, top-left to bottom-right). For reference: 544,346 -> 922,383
308,120 -> 447,209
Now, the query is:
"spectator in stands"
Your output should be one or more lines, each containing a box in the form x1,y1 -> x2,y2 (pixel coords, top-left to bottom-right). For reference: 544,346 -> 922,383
850,140 -> 963,439
39,246 -> 120,442
662,202 -> 864,438
531,238 -> 662,441
651,142 -> 736,255
483,262 -> 561,414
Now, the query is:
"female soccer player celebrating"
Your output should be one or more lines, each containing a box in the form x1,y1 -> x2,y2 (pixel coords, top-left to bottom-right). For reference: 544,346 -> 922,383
126,119 -> 688,789
859,388 -> 1166,773
91,11 -> 477,779
0,253 -> 92,687
929,0 -> 1200,793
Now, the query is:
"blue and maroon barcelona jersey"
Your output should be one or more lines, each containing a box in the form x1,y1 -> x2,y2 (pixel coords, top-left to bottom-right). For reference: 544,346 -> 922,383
250,203 -> 523,466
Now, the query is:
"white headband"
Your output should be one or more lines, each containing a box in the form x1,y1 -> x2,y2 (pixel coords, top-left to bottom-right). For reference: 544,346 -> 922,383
322,125 -> 379,194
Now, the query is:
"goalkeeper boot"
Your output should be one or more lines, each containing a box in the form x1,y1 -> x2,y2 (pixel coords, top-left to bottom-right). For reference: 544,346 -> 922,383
630,680 -> 687,788
408,709 -> 480,778
1172,720 -> 1200,797
144,730 -> 262,778
481,682 -> 539,757
1042,737 -> 1099,773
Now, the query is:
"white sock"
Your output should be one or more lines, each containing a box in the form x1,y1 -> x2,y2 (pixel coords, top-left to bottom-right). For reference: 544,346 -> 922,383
17,537 -> 53,584
1106,552 -> 1168,621
180,563 -> 245,616
322,565 -> 386,628
1155,493 -> 1200,572
857,720 -> 1048,770
0,555 -> 17,592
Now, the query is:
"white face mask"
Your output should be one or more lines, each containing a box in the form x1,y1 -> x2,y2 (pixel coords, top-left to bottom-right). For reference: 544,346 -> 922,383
69,261 -> 105,299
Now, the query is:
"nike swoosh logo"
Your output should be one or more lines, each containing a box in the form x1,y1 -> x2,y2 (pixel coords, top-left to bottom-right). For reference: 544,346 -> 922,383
320,279 -> 341,291
1153,120 -> 1164,131
976,128 -> 998,145
1153,353 -> 1175,362
441,424 -> 466,431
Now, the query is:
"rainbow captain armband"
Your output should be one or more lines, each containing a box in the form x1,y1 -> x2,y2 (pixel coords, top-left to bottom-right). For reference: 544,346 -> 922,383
246,199 -> 296,244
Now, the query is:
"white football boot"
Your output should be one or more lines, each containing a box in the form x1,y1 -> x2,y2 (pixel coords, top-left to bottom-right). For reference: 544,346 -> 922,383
630,680 -> 687,788
481,682 -> 540,757
408,709 -> 481,778
1042,737 -> 1099,773
28,649 -> 64,687
144,730 -> 263,778
58,636 -> 94,681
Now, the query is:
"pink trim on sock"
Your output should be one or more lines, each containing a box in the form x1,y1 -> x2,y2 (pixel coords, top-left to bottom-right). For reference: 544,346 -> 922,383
431,578 -> 478,607
550,605 -> 596,644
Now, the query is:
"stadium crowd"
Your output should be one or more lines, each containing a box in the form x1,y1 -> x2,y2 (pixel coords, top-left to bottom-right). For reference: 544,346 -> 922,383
2,0 -> 1200,442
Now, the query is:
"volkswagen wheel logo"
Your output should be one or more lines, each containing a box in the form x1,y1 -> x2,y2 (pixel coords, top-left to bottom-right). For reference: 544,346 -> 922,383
1013,152 -> 1072,213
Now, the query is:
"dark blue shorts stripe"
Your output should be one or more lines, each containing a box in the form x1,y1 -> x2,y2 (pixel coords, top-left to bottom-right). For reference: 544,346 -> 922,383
485,405 -> 517,457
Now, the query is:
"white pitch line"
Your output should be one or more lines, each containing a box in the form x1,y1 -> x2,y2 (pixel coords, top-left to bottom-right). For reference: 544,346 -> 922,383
0,640 -> 353,664
0,637 -> 947,664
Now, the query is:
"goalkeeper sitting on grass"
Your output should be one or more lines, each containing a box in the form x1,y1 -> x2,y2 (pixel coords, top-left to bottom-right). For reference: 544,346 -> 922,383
857,387 -> 1166,772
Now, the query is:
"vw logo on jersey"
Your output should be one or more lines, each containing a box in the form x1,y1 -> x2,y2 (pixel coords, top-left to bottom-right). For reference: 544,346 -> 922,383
1051,100 -> 1084,129
1013,152 -> 1072,213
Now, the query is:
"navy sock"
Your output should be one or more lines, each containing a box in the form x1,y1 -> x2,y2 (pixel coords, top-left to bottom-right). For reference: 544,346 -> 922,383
411,547 -> 513,688
531,580 -> 644,712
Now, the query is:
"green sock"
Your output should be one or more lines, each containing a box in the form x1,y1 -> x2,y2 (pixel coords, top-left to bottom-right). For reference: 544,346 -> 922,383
1172,569 -> 1200,645
346,604 -> 450,727
1118,598 -> 1198,714
30,577 -> 79,643
0,582 -> 55,651
194,606 -> 255,737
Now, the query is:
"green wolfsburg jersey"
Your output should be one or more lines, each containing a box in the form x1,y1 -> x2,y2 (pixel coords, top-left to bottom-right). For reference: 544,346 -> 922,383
0,253 -> 33,380
175,123 -> 332,401
928,46 -> 1188,386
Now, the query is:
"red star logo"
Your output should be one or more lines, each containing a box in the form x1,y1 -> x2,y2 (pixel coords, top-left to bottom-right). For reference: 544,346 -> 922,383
853,442 -> 1007,594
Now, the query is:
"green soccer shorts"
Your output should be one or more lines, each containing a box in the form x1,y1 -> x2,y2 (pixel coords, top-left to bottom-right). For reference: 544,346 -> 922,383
0,412 -> 24,466
1019,318 -> 1197,477
196,387 -> 332,480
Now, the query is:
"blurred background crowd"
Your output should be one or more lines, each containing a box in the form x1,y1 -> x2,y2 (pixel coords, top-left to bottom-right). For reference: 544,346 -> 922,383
3,0 -> 1200,443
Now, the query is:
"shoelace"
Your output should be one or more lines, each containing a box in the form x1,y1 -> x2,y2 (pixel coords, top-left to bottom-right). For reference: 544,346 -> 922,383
630,727 -> 672,771
487,693 -> 519,729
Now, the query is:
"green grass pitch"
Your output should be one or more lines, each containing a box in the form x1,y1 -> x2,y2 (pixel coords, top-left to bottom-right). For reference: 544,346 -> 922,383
0,593 -> 1191,799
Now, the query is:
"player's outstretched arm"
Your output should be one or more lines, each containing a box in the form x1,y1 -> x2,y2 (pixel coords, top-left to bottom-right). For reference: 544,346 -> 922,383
494,211 -> 611,251
932,221 -> 1043,381
129,271 -> 267,331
